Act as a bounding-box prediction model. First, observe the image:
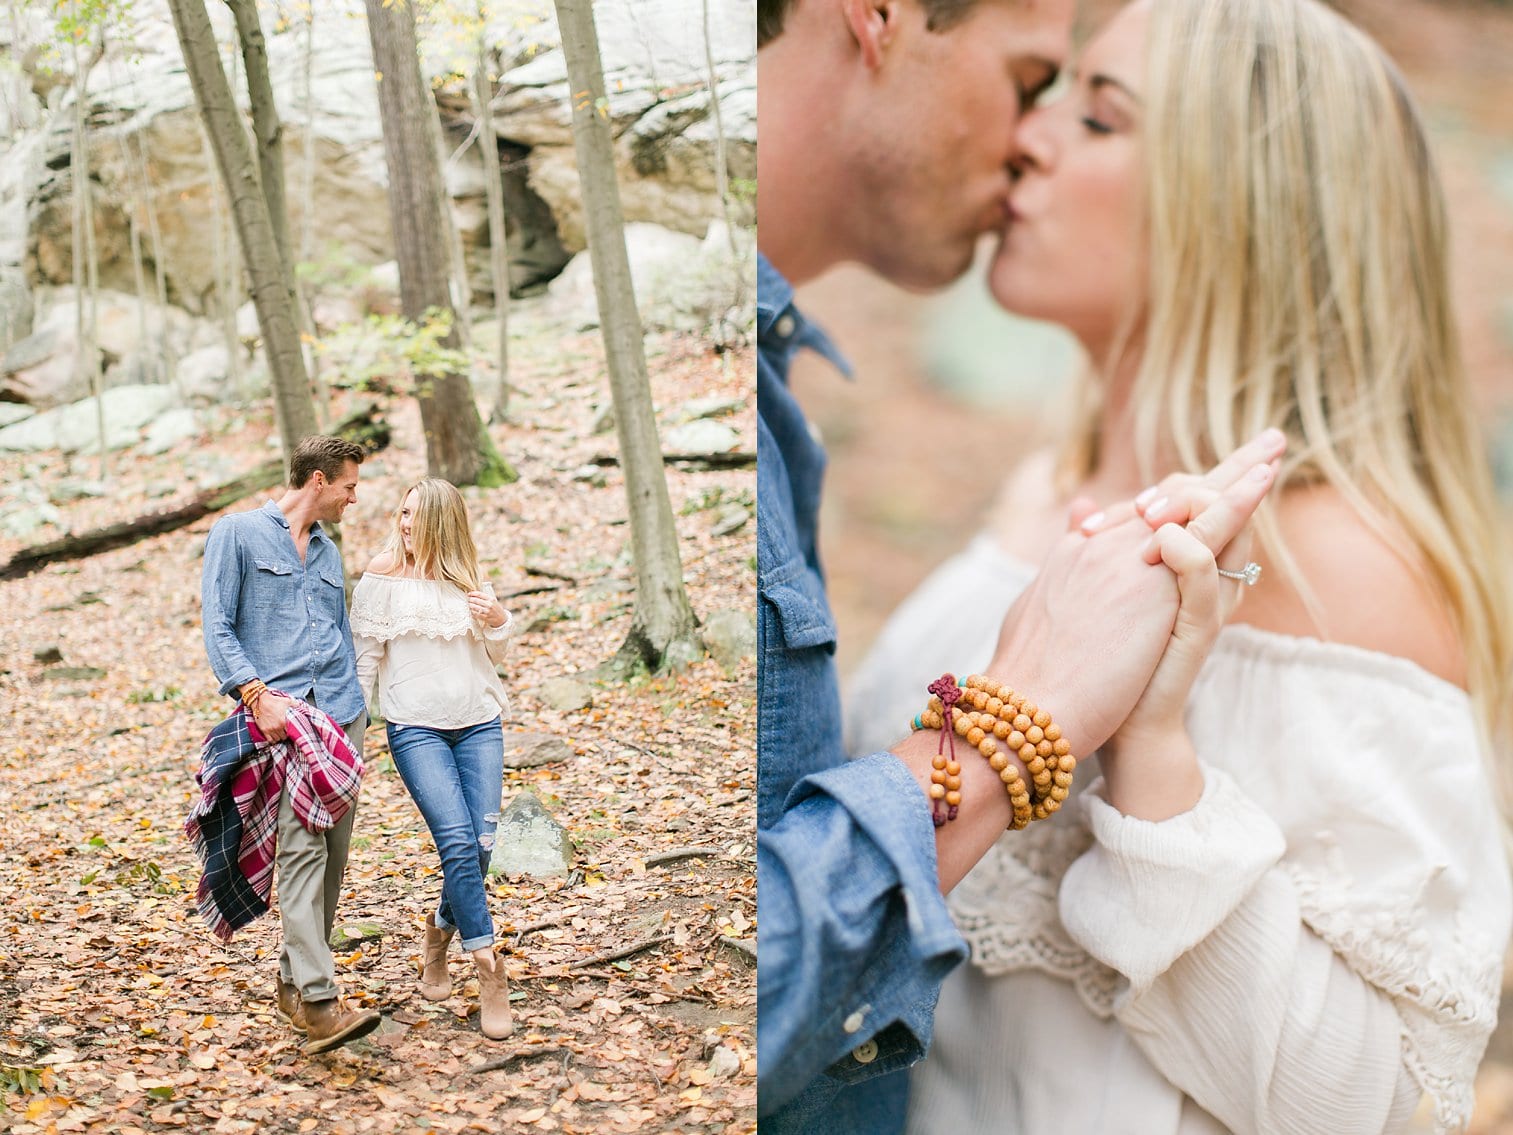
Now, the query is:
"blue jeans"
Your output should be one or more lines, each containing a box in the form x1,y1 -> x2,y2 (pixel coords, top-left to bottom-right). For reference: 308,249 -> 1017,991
386,717 -> 504,950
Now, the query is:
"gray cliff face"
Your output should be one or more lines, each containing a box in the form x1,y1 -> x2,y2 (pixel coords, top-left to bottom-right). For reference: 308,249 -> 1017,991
0,0 -> 754,405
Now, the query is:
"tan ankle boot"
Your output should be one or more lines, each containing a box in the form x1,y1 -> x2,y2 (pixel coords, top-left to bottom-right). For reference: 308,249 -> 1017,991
418,913 -> 455,1001
302,997 -> 381,1054
275,973 -> 308,1033
472,949 -> 514,1040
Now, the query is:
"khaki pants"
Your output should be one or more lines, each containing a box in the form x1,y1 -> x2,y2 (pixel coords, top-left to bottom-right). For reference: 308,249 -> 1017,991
276,709 -> 366,1003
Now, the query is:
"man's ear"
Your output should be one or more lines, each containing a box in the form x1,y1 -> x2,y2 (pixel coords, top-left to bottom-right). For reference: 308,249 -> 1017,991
840,0 -> 902,70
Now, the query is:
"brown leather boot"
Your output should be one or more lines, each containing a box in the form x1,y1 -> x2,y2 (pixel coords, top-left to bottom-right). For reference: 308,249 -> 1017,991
472,948 -> 514,1041
417,913 -> 455,1001
275,973 -> 308,1033
302,997 -> 381,1054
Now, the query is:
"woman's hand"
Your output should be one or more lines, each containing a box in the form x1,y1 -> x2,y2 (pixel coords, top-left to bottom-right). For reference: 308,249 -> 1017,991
1072,428 -> 1287,551
1100,460 -> 1279,819
467,590 -> 507,628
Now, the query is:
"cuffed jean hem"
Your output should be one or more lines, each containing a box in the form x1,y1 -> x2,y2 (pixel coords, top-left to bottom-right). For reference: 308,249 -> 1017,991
432,911 -> 495,952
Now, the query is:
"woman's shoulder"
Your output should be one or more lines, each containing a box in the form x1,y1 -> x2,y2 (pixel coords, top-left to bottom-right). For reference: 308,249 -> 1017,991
365,551 -> 399,576
1233,485 -> 1465,688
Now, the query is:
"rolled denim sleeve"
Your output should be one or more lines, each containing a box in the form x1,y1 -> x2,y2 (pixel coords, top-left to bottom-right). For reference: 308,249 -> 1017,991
756,752 -> 968,1117
201,519 -> 257,697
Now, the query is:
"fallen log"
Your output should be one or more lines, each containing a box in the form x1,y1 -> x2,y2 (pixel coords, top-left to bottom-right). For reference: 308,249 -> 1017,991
589,450 -> 756,469
0,405 -> 388,582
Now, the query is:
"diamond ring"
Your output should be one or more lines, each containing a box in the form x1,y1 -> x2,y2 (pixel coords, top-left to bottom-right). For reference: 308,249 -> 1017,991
1216,562 -> 1263,586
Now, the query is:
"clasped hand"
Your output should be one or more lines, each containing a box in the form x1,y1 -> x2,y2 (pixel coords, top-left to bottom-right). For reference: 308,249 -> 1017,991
988,429 -> 1286,819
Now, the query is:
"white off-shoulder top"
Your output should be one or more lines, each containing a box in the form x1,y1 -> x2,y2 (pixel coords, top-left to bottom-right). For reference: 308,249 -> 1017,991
349,573 -> 514,730
845,533 -> 1511,1135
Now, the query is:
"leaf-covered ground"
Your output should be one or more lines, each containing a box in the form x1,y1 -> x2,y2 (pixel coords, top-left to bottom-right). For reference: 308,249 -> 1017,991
0,329 -> 757,1134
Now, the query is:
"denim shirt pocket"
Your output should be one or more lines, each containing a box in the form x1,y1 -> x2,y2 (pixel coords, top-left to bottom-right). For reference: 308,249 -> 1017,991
761,554 -> 837,654
251,557 -> 293,611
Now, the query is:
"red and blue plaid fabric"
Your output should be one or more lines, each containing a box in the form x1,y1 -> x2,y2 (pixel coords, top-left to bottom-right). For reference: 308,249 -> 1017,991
184,698 -> 363,941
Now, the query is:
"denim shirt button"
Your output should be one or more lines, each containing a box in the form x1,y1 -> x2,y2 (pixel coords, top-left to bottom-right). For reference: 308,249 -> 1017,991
851,1040 -> 878,1065
774,314 -> 796,339
842,1009 -> 866,1034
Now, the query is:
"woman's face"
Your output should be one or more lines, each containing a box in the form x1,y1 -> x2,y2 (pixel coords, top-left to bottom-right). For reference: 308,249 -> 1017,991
988,0 -> 1150,358
399,489 -> 418,558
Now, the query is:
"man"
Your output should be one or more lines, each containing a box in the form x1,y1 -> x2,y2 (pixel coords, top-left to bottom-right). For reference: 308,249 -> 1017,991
201,434 -> 381,1054
756,0 -> 1283,1130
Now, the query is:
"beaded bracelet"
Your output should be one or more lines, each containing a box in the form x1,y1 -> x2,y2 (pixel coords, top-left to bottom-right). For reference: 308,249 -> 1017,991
910,673 -> 1077,830
241,678 -> 268,713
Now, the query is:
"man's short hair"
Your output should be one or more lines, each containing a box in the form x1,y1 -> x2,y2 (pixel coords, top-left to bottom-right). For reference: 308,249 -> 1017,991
288,435 -> 365,488
759,0 -> 983,48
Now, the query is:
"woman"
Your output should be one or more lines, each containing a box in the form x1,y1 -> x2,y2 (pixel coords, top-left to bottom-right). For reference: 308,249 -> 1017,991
845,0 -> 1513,1130
350,478 -> 515,1040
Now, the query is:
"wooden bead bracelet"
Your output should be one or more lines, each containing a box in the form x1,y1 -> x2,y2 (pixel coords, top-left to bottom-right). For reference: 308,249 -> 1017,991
910,672 -> 1077,831
241,678 -> 269,713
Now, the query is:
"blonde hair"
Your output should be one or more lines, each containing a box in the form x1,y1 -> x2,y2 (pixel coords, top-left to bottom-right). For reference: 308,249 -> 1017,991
1064,0 -> 1513,743
376,478 -> 482,594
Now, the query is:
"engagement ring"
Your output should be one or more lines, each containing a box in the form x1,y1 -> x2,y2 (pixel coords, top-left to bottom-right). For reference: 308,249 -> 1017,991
1217,562 -> 1263,586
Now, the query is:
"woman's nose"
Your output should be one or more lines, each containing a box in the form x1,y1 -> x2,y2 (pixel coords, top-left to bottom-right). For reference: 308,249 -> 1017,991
1009,105 -> 1056,179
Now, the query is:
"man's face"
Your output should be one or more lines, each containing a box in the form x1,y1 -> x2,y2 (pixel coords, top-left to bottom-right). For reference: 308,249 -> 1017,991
313,461 -> 360,524
851,0 -> 1073,291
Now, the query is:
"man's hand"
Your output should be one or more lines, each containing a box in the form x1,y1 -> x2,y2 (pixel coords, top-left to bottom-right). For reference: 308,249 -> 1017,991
251,691 -> 294,742
988,430 -> 1286,758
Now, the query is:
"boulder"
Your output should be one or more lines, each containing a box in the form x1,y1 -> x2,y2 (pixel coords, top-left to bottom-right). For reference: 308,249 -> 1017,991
489,789 -> 574,879
501,732 -> 575,769
0,383 -> 176,453
701,608 -> 756,674
535,676 -> 595,713
678,396 -> 745,421
141,407 -> 201,455
174,344 -> 232,403
664,419 -> 740,455
545,222 -> 753,334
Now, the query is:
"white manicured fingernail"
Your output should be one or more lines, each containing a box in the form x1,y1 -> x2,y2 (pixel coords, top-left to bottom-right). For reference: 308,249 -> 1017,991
1146,495 -> 1169,518
1079,511 -> 1106,533
1135,486 -> 1157,508
1249,463 -> 1271,481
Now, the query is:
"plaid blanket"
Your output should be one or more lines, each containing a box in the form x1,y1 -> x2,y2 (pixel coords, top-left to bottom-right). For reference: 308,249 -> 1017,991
184,698 -> 363,941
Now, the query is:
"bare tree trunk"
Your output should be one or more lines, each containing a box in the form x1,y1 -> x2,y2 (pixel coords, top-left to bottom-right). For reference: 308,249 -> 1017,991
296,3 -> 327,422
552,0 -> 700,674
363,0 -> 514,487
700,0 -> 737,262
226,0 -> 288,278
213,40 -> 244,399
168,0 -> 318,476
205,120 -> 242,397
298,7 -> 316,274
429,88 -> 473,350
124,121 -> 176,392
226,0 -> 326,421
472,30 -> 510,422
69,22 -> 106,480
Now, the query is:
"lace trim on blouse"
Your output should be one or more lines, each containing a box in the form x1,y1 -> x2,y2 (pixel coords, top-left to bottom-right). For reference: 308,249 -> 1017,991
349,573 -> 511,644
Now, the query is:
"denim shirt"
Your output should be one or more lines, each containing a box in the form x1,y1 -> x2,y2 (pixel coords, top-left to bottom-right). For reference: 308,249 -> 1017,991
201,500 -> 364,727
757,254 -> 969,1133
